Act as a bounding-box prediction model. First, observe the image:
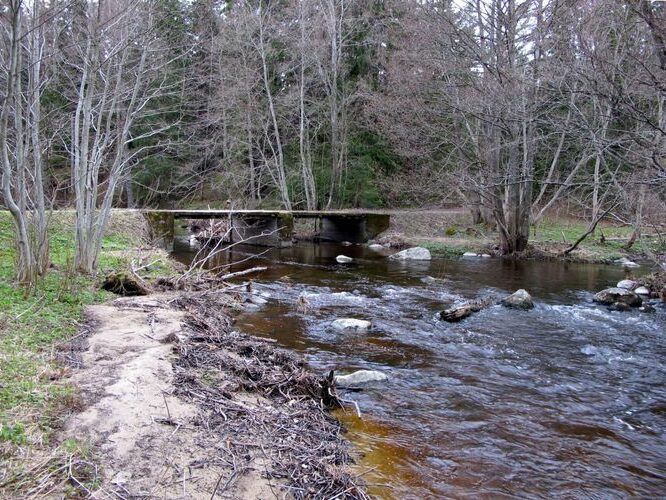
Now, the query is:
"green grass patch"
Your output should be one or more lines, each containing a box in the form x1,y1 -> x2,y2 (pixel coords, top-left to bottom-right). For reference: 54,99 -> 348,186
418,240 -> 480,258
530,217 -> 641,262
0,210 -> 170,462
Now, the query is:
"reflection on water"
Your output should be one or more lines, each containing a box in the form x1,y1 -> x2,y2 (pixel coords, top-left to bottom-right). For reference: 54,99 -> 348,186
172,237 -> 666,498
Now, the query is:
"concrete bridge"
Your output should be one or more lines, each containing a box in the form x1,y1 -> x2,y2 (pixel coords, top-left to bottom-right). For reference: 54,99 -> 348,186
143,209 -> 391,249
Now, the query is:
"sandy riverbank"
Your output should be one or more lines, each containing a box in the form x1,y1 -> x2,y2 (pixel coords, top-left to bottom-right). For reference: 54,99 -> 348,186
51,289 -> 369,499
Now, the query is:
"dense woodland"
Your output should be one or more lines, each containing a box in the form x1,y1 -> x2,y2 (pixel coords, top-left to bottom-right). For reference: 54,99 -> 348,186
0,0 -> 665,280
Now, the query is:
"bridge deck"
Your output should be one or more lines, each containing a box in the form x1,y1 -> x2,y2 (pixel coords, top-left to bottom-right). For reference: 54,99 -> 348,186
146,209 -> 387,219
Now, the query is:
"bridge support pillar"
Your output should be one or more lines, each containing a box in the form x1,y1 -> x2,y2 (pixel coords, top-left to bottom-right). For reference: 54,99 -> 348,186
231,213 -> 294,247
143,211 -> 174,251
320,214 -> 389,243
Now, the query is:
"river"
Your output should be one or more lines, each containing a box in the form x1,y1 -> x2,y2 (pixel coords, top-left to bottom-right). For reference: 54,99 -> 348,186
172,237 -> 666,499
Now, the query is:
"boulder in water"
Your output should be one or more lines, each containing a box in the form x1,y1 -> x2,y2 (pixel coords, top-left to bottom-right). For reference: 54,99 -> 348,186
608,302 -> 632,312
616,279 -> 637,290
389,247 -> 431,261
634,286 -> 650,295
248,294 -> 268,305
341,241 -> 353,247
334,370 -> 388,386
593,287 -> 642,307
501,289 -> 534,310
336,255 -> 353,264
331,318 -> 371,331
368,243 -> 385,252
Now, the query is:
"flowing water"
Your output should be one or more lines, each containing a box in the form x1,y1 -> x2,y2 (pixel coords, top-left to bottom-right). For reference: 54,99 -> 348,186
172,238 -> 666,499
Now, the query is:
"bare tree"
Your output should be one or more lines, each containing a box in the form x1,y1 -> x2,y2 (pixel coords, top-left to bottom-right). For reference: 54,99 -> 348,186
0,0 -> 51,284
68,0 -> 178,273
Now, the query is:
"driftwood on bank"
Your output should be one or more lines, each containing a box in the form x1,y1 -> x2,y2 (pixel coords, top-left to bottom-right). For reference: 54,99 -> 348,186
171,292 -> 369,499
561,205 -> 617,255
217,266 -> 267,280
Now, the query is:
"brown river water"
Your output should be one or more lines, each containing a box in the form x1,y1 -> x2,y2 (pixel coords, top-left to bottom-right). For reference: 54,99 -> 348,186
172,237 -> 666,499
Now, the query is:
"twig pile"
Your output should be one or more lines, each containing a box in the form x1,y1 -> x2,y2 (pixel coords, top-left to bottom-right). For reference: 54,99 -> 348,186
0,448 -> 100,499
191,219 -> 231,242
172,293 -> 369,499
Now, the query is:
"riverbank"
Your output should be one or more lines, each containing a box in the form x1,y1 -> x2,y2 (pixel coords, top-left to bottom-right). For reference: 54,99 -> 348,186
0,211 -> 366,498
385,210 -> 665,264
0,210 -> 173,495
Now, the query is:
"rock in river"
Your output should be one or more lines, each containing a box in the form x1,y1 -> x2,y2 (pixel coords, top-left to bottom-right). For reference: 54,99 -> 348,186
334,370 -> 388,387
501,289 -> 535,310
248,294 -> 268,305
389,247 -> 431,261
608,302 -> 632,312
593,287 -> 642,307
336,255 -> 353,264
617,279 -> 637,290
368,243 -> 385,252
331,318 -> 371,331
634,286 -> 650,295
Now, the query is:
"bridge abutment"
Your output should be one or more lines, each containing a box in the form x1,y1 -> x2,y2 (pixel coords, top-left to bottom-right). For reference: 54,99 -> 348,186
320,214 -> 390,243
143,210 -> 389,249
143,211 -> 175,251
230,213 -> 294,247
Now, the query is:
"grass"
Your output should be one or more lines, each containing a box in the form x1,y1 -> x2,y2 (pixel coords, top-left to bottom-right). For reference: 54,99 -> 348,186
0,209 -> 173,493
417,240 -> 480,258
391,210 -> 665,263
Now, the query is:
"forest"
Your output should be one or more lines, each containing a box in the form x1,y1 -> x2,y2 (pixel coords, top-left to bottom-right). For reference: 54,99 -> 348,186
1,1 -> 666,497
1,0 -> 665,278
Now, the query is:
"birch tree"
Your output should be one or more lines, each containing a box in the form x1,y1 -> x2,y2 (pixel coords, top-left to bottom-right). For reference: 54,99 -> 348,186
68,0 -> 177,273
0,0 -> 51,284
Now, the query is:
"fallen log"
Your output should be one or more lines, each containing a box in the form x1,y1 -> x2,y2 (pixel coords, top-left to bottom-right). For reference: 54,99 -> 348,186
218,266 -> 268,281
438,297 -> 494,322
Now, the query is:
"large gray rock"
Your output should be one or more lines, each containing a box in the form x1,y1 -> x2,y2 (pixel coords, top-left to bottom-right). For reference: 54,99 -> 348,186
608,302 -> 631,312
389,247 -> 431,261
331,318 -> 371,331
593,287 -> 642,307
501,289 -> 535,310
336,255 -> 353,264
334,370 -> 388,386
634,286 -> 650,295
368,243 -> 385,252
616,279 -> 637,290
